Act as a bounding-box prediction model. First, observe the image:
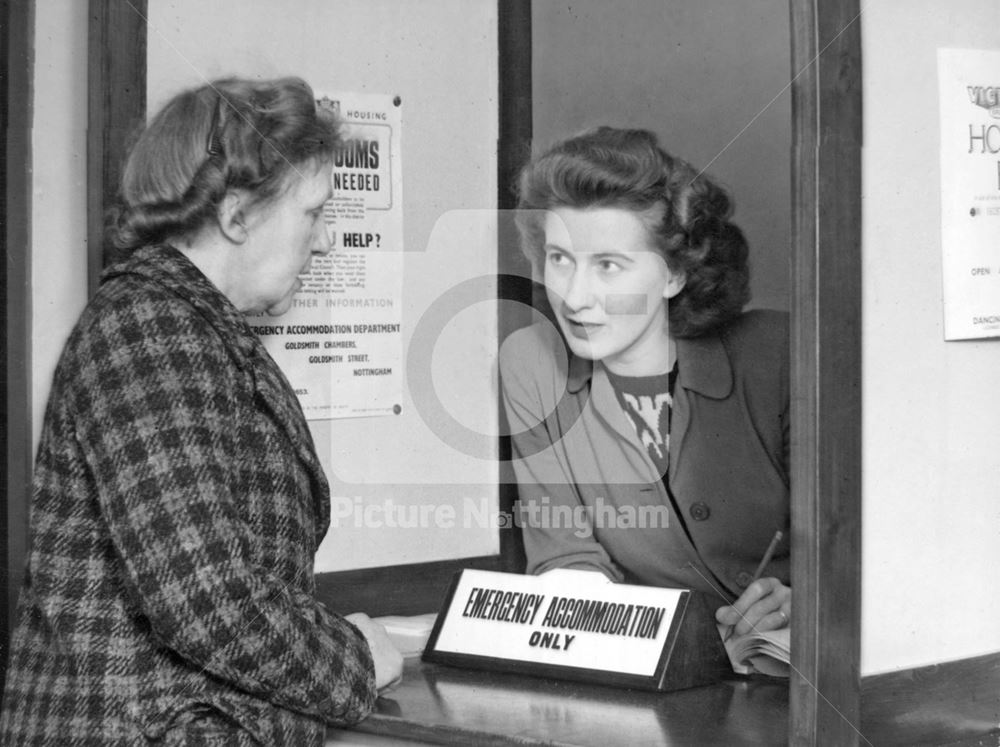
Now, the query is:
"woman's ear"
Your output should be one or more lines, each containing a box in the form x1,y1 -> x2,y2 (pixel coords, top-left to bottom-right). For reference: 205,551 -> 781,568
662,270 -> 686,300
217,189 -> 249,244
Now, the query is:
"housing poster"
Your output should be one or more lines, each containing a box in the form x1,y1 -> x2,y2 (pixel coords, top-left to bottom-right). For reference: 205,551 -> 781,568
938,49 -> 1000,340
249,91 -> 404,418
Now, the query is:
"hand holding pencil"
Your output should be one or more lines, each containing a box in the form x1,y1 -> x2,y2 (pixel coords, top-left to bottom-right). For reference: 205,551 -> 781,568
715,530 -> 790,641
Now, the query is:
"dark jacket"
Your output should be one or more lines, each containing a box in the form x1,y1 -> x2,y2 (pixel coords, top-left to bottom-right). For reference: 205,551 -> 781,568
499,310 -> 790,600
0,245 -> 375,746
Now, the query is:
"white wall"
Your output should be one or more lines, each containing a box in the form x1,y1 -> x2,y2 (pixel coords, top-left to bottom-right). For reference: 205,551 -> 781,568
30,0 -> 90,448
861,0 -> 1000,674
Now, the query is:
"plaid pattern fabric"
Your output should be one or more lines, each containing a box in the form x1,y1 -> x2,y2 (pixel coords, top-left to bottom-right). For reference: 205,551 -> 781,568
0,245 -> 376,745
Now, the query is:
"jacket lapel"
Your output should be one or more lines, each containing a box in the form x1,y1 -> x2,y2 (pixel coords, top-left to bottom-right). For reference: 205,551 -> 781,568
247,352 -> 331,544
670,332 -> 733,483
562,331 -> 736,473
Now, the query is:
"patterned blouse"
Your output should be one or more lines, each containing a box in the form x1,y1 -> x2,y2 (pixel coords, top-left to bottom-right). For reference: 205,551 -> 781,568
606,363 -> 679,478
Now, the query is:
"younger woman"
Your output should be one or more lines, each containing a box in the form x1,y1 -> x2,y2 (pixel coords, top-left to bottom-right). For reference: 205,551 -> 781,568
500,127 -> 790,638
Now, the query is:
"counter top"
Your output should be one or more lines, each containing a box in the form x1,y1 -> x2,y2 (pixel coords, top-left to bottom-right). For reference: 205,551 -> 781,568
332,656 -> 788,746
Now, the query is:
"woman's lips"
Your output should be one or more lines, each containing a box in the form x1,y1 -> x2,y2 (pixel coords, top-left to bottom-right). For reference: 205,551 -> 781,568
564,318 -> 601,339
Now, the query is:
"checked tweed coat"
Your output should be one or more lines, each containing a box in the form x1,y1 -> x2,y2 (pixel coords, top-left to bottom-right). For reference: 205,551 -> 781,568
0,245 -> 376,745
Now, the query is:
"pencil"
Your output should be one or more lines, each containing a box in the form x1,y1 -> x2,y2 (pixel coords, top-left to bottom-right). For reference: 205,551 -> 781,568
751,529 -> 784,584
723,529 -> 784,643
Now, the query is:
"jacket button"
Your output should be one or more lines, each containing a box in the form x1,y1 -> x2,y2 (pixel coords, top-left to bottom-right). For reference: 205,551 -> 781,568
736,571 -> 754,588
689,502 -> 710,521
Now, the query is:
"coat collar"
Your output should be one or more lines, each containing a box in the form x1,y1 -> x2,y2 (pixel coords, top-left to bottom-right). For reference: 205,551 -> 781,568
101,244 -> 261,363
101,245 -> 329,542
564,330 -> 733,399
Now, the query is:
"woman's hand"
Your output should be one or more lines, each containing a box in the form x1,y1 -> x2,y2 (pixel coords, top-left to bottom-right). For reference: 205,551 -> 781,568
345,613 -> 404,692
715,578 -> 791,638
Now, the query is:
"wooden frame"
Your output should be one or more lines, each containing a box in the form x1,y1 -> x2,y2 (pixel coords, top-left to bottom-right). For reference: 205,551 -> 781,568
1,0 -> 35,692
788,0 -> 863,743
23,0 -> 865,743
86,0 -> 147,293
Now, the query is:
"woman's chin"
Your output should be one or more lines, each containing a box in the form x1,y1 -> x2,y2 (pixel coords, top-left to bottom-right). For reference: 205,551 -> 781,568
264,298 -> 295,317
561,334 -> 602,362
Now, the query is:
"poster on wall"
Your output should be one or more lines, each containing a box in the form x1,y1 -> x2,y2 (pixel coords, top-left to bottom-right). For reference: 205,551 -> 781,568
938,48 -> 1000,340
249,91 -> 404,418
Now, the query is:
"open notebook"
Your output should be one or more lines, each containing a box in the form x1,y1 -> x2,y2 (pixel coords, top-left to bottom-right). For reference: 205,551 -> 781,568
717,624 -> 790,678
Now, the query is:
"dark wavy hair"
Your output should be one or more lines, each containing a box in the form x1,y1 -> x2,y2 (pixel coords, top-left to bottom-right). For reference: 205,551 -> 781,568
110,76 -> 341,252
515,127 -> 750,338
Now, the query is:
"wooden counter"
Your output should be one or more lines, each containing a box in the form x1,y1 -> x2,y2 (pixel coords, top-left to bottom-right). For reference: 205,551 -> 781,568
329,657 -> 788,746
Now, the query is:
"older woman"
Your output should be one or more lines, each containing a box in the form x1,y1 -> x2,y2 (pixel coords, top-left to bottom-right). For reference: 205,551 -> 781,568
500,127 -> 790,640
0,76 -> 401,746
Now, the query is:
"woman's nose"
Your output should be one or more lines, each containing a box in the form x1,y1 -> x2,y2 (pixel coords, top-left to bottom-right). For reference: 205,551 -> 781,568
312,223 -> 333,255
562,268 -> 594,311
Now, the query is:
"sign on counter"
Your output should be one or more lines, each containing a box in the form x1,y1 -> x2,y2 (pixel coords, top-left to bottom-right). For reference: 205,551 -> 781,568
423,568 -> 731,692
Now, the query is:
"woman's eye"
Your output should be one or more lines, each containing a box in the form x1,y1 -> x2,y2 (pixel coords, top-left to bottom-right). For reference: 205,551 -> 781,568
599,259 -> 622,273
546,251 -> 569,266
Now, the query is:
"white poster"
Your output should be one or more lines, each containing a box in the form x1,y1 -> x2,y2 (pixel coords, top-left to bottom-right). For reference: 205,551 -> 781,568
938,49 -> 1000,340
250,91 -> 404,417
